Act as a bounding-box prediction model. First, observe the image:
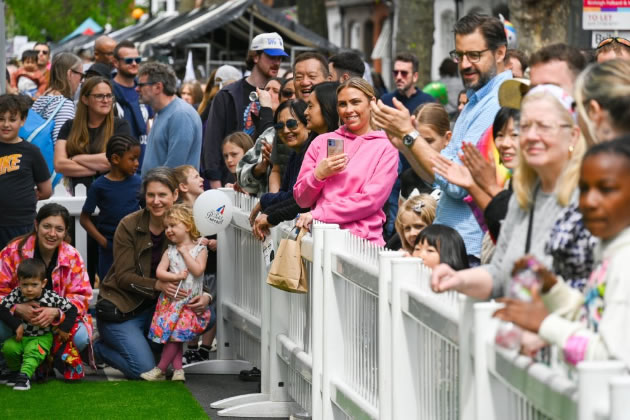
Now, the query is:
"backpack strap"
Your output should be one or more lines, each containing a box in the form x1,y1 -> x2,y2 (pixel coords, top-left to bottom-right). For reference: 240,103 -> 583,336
26,98 -> 68,143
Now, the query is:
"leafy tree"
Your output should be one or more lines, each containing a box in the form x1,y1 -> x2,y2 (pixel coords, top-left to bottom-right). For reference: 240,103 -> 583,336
6,0 -> 134,42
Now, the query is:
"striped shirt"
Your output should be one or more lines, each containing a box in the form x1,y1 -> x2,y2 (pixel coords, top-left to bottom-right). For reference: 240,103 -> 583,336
31,95 -> 76,146
434,70 -> 512,257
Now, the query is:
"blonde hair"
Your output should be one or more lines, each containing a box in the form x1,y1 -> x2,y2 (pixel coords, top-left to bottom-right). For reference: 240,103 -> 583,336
337,77 -> 376,133
413,103 -> 450,137
573,58 -> 630,146
513,91 -> 586,209
164,203 -> 200,240
394,194 -> 437,252
66,77 -> 115,157
180,81 -> 203,105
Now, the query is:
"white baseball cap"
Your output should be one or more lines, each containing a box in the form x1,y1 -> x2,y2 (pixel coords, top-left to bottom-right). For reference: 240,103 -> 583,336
214,65 -> 243,86
250,32 -> 288,57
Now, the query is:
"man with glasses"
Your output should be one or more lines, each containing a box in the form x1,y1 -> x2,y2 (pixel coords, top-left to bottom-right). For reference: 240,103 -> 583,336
202,32 -> 287,189
112,40 -> 153,173
372,13 -> 510,265
595,37 -> 630,63
137,62 -> 202,177
33,43 -> 50,91
379,52 -> 436,239
94,35 -> 117,71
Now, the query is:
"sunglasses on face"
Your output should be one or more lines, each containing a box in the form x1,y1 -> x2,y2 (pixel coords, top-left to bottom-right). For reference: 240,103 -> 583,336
136,81 -> 156,88
281,89 -> 294,98
122,57 -> 142,65
392,70 -> 409,77
274,119 -> 299,130
35,49 -> 49,55
596,37 -> 630,49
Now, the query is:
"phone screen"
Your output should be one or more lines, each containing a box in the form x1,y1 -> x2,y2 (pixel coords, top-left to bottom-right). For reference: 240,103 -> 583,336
327,139 -> 344,157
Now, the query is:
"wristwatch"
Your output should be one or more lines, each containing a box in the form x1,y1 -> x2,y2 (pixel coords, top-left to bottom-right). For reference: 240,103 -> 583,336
402,130 -> 420,148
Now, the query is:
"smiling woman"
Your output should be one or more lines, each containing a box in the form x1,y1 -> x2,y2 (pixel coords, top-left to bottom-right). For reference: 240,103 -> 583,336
292,78 -> 399,245
54,77 -> 132,194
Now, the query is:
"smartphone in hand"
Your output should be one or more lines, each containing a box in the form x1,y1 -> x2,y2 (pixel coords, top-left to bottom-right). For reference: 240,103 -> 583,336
327,138 -> 344,157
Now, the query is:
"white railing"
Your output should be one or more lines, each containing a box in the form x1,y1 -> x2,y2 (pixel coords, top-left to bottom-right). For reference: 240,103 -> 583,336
203,191 -> 630,420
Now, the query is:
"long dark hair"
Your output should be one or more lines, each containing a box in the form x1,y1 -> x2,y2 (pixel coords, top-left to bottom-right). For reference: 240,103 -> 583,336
312,82 -> 340,133
415,224 -> 470,271
17,203 -> 71,258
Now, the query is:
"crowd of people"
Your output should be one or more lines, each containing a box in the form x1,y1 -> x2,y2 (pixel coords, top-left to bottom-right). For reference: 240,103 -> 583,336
0,12 -> 630,394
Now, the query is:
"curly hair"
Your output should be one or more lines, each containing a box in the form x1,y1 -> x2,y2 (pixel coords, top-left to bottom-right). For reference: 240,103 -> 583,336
165,203 -> 200,240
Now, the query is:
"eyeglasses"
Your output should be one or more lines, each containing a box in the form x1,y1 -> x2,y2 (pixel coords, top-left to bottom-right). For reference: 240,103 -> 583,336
89,93 -> 115,102
136,81 -> 156,88
122,57 -> 142,65
71,69 -> 86,81
392,70 -> 409,77
520,120 -> 571,136
35,49 -> 49,56
281,89 -> 294,98
449,49 -> 491,63
596,37 -> 630,50
274,119 -> 299,130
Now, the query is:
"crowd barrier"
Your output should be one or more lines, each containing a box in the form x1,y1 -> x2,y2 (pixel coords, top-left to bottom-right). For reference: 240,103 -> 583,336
40,188 -> 630,419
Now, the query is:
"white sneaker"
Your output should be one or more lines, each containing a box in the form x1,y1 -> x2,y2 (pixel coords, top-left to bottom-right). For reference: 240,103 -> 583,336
140,367 -> 165,381
172,369 -> 185,381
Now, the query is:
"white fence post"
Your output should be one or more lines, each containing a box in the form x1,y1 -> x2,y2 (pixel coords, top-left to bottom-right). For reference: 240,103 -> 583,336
310,222 -> 339,420
578,361 -> 626,420
609,376 -> 630,420
378,251 -> 404,420
458,297 -> 476,420
472,301 -> 503,420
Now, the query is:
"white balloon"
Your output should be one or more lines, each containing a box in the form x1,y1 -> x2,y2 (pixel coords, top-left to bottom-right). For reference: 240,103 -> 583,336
193,190 -> 233,236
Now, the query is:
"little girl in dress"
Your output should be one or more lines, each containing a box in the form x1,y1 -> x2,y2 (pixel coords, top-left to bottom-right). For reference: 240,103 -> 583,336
141,204 -> 211,382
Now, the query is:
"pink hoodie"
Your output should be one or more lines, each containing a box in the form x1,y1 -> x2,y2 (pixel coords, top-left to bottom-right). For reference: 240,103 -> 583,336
293,126 -> 399,245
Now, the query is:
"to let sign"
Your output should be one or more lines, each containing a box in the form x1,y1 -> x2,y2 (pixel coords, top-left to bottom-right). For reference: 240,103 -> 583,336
583,0 -> 630,29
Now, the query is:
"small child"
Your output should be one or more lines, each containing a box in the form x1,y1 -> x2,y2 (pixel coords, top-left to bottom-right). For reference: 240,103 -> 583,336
141,204 -> 211,382
0,259 -> 78,391
10,50 -> 47,98
497,139 -> 630,367
0,94 -> 52,250
394,194 -> 437,253
412,224 -> 470,271
80,134 -> 142,281
222,132 -> 254,187
174,165 -> 205,207
174,165 -> 218,363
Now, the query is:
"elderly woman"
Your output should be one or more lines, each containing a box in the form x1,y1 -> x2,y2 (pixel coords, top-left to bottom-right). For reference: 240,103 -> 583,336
431,85 -> 585,298
0,204 -> 93,369
94,167 -> 212,379
293,77 -> 399,245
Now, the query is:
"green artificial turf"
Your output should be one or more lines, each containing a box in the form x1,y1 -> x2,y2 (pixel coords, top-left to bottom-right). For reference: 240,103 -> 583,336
0,380 -> 210,419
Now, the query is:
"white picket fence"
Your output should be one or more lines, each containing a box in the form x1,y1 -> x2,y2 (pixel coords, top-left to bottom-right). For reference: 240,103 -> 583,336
40,188 -> 630,419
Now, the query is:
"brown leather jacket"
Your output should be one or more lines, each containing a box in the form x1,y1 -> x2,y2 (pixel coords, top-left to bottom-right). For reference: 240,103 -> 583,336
98,208 -> 168,314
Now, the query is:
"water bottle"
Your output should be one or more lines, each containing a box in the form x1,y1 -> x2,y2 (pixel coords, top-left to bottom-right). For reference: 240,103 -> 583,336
495,259 -> 541,350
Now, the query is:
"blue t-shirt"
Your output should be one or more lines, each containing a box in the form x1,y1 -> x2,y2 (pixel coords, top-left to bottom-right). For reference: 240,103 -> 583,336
82,174 -> 142,237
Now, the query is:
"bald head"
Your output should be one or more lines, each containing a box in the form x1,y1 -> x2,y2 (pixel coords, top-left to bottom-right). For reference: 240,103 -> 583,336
94,36 -> 117,67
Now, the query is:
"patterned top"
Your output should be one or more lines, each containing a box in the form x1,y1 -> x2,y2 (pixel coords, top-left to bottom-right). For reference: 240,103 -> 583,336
0,288 -> 77,336
545,199 -> 598,291
433,70 -> 512,257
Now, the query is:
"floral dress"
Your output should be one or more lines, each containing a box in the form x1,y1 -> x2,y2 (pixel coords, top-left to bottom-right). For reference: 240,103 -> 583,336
148,244 -> 211,343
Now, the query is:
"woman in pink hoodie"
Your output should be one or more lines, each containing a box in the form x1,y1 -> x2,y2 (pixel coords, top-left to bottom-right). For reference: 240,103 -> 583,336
293,78 -> 399,245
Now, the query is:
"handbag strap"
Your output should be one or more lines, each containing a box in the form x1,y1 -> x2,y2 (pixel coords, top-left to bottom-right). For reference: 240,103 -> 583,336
26,97 -> 67,143
524,184 -> 539,254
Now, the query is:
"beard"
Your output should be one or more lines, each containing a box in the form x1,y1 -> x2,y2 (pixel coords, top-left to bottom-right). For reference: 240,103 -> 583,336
117,67 -> 138,79
461,64 -> 497,91
396,79 -> 415,95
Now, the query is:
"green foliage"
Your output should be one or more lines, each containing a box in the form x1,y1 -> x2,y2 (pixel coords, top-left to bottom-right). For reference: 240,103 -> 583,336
6,0 -> 135,42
